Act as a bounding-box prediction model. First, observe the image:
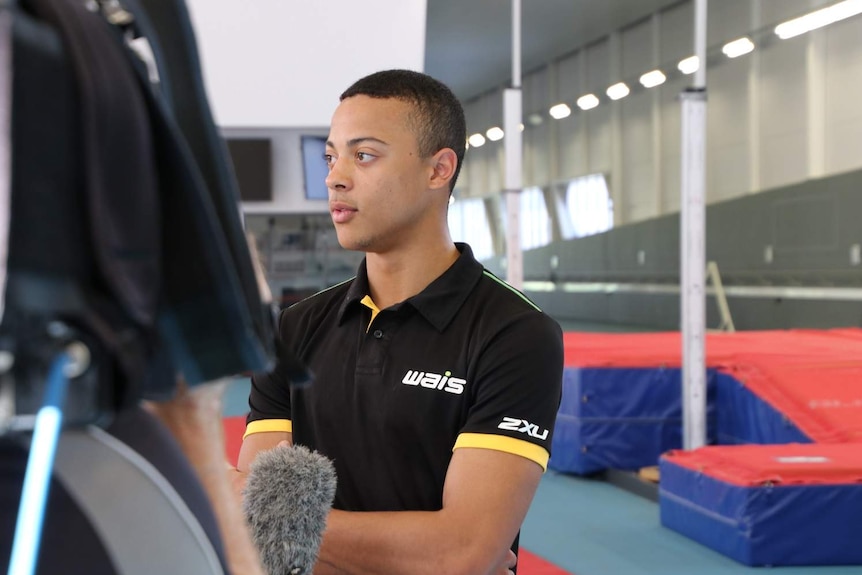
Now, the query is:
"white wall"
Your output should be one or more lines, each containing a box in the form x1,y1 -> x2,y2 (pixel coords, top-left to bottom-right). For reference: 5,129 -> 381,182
186,0 -> 427,129
461,0 -> 862,228
185,0 -> 427,213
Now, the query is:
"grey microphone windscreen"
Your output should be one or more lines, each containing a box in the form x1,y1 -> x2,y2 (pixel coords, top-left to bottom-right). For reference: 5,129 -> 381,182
243,444 -> 337,575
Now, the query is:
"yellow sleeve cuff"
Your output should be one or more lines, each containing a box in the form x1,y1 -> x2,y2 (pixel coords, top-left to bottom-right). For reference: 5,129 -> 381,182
453,432 -> 550,472
243,419 -> 292,439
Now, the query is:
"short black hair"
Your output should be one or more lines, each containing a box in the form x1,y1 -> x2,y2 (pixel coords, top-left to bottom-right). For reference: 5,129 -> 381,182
340,69 -> 466,193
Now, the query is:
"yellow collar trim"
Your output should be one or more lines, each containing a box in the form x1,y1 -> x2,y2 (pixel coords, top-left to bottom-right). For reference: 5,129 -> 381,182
360,295 -> 380,331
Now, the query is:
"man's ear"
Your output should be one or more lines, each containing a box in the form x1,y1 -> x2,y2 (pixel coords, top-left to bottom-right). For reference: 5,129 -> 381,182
428,148 -> 458,191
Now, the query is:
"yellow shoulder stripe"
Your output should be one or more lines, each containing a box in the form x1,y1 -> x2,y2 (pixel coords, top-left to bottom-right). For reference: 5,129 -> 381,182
453,432 -> 550,471
243,419 -> 292,439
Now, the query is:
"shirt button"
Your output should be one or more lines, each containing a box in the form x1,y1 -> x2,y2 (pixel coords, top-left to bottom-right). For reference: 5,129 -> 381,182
373,329 -> 384,339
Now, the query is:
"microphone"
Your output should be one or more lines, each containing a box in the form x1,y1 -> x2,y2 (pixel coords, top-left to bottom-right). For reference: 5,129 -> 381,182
242,444 -> 337,575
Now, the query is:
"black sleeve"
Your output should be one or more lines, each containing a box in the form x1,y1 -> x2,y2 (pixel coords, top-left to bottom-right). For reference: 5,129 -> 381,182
246,308 -> 294,426
458,311 -> 563,465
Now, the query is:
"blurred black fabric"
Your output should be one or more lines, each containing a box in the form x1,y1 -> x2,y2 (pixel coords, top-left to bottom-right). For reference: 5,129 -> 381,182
4,0 -> 275,417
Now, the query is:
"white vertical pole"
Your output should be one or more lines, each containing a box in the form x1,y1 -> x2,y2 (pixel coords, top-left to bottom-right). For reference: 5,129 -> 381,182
748,0 -> 761,193
693,0 -> 707,89
608,32 -> 623,225
0,8 -> 11,324
806,25 -> 826,179
504,0 -> 523,290
681,0 -> 708,451
651,13 -> 664,215
511,0 -> 521,87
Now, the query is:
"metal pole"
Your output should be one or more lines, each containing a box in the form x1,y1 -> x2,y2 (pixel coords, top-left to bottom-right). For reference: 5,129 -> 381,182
693,0 -> 707,90
511,0 -> 521,88
0,6 -> 12,324
8,354 -> 71,575
681,0 -> 708,450
504,0 -> 523,290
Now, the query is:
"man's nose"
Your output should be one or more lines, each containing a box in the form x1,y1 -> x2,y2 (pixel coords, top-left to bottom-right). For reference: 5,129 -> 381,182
325,157 -> 350,190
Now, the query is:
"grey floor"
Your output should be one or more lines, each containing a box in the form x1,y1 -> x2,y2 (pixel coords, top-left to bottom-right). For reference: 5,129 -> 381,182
521,471 -> 862,575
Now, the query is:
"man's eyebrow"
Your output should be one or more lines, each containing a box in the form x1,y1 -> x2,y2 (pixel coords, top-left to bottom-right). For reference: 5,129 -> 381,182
325,137 -> 390,149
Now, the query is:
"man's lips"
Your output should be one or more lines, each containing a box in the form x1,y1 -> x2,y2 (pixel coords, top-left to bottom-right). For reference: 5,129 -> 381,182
330,203 -> 357,224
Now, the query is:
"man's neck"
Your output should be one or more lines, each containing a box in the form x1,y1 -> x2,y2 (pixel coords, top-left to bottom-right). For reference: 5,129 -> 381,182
364,242 -> 460,310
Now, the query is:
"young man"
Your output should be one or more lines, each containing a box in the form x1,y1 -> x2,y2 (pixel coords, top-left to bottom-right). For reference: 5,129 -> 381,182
236,69 -> 563,575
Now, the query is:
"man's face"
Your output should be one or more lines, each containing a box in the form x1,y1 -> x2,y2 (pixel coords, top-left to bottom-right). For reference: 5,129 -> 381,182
325,95 -> 438,254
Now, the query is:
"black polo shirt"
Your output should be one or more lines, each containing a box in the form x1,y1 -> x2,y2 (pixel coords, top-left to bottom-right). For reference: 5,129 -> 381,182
247,243 -> 563,513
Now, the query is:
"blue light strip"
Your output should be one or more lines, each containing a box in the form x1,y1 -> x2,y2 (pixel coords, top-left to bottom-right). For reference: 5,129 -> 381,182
7,353 -> 70,575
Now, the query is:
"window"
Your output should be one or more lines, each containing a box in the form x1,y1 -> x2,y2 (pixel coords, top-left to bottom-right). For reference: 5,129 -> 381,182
448,197 -> 494,261
499,186 -> 552,251
520,187 -> 552,250
560,173 -> 614,239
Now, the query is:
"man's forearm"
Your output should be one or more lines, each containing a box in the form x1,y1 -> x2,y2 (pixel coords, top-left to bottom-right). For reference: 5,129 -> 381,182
183,440 -> 264,575
314,508 -> 511,575
313,449 -> 539,575
315,509 -> 444,575
145,383 -> 266,575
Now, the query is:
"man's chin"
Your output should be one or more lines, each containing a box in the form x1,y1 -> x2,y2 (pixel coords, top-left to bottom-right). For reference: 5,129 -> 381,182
334,233 -> 373,253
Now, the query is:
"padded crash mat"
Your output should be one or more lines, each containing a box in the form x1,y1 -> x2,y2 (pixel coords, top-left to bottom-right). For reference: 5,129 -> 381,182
550,329 -> 862,474
660,443 -> 862,566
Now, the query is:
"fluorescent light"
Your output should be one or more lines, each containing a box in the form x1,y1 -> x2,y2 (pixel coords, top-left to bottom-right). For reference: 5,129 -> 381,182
678,55 -> 699,75
639,69 -> 667,88
722,37 -> 755,58
485,126 -> 504,141
549,103 -> 572,120
606,82 -> 630,101
519,123 -> 525,131
775,0 -> 862,39
576,93 -> 600,111
467,133 -> 486,147
527,112 -> 544,126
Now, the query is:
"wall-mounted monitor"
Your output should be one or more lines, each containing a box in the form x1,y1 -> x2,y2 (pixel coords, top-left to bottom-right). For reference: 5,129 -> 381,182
301,135 -> 329,201
226,138 -> 272,202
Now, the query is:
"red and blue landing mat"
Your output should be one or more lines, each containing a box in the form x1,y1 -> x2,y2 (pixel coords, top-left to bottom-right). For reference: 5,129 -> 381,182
549,329 -> 862,475
549,366 -> 716,475
660,443 -> 862,566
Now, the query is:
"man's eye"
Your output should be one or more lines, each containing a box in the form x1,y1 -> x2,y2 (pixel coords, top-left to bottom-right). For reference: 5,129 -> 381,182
356,152 -> 374,162
323,154 -> 335,167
